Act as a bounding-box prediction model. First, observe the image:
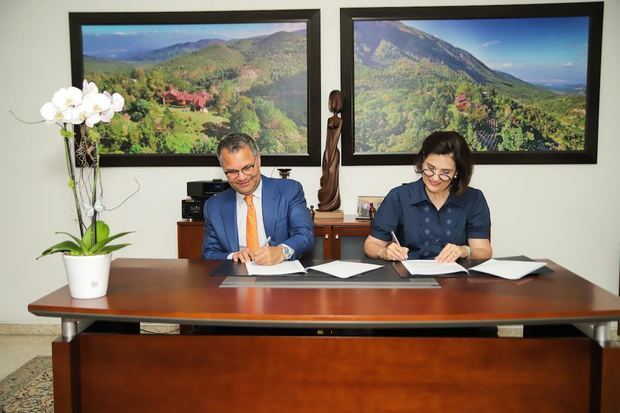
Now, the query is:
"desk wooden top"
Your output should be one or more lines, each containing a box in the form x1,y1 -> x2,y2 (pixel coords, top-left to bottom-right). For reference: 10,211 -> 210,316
28,258 -> 620,327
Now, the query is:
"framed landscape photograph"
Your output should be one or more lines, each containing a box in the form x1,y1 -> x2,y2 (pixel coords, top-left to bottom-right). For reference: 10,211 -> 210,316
340,3 -> 603,165
69,10 -> 321,166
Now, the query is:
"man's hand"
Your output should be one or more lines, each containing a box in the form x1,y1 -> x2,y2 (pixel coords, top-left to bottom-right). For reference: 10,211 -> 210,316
232,248 -> 254,263
252,246 -> 285,266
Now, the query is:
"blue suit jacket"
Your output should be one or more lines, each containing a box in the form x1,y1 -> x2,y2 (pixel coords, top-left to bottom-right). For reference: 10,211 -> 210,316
201,175 -> 314,260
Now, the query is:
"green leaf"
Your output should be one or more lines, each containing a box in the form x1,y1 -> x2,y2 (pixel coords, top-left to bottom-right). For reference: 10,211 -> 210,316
55,232 -> 88,253
38,240 -> 82,259
89,231 -> 134,254
97,243 -> 131,254
38,221 -> 133,258
83,220 -> 110,249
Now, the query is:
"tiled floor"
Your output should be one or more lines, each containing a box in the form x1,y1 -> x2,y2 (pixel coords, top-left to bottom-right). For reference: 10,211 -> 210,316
0,335 -> 56,380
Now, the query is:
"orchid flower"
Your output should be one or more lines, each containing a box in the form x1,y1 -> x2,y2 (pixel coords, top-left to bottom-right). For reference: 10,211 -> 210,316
85,112 -> 102,128
101,92 -> 125,122
69,105 -> 88,125
82,93 -> 111,114
38,79 -> 133,258
81,93 -> 111,127
82,79 -> 99,96
40,102 -> 71,124
110,92 -> 125,112
51,87 -> 83,111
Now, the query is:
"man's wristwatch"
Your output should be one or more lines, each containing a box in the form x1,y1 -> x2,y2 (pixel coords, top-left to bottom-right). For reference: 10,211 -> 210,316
280,244 -> 294,260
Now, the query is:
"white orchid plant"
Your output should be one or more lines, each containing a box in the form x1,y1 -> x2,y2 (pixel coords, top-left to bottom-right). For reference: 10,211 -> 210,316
38,80 -> 133,257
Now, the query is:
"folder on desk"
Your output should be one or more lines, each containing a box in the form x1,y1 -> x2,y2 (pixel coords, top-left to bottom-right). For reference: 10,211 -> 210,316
401,256 -> 550,280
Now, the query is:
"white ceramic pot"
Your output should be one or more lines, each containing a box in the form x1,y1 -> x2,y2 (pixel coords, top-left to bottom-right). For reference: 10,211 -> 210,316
62,253 -> 112,299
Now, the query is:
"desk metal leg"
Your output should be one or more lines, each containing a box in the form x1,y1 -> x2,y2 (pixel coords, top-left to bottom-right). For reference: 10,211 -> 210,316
574,322 -> 612,347
61,318 -> 93,340
594,322 -> 611,347
573,321 -> 620,412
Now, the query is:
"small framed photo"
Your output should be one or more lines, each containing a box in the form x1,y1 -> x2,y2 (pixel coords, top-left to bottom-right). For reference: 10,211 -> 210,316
356,196 -> 384,220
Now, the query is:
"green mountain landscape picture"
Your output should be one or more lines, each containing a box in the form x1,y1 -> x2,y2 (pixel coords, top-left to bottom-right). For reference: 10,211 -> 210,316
81,23 -> 309,156
353,17 -> 591,153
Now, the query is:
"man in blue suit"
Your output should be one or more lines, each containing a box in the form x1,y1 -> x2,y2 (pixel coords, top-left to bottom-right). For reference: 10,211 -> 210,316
202,133 -> 314,265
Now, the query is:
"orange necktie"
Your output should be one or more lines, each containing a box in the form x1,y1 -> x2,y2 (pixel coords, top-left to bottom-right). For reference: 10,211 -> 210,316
244,194 -> 259,251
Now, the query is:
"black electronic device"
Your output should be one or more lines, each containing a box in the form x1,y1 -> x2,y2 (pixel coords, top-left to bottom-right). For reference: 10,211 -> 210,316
181,198 -> 206,220
182,179 -> 230,220
187,179 -> 230,199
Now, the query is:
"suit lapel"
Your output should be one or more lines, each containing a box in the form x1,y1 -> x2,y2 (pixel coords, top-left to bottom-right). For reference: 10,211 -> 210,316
261,176 -> 277,238
220,190 -> 239,251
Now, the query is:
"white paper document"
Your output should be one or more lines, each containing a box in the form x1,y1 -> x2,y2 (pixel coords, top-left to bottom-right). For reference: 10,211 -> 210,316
306,261 -> 383,279
468,259 -> 546,280
402,260 -> 468,276
245,260 -> 307,276
402,258 -> 546,280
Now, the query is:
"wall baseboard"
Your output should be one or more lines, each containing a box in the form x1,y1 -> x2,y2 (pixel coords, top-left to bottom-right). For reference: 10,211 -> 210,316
0,323 -> 60,335
0,323 -> 179,335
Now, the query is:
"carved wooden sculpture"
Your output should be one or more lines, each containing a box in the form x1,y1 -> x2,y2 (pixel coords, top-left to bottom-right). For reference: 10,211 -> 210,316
317,90 -> 342,211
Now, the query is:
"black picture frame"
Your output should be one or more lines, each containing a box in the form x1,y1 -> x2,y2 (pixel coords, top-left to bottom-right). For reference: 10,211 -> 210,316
69,10 -> 321,167
340,3 -> 603,165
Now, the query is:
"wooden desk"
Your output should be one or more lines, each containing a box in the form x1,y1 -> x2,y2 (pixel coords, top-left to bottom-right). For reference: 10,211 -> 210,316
29,259 -> 620,413
178,216 -> 371,259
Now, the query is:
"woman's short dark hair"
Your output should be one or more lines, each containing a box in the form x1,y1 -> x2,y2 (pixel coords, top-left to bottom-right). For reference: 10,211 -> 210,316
414,131 -> 474,194
216,133 -> 259,165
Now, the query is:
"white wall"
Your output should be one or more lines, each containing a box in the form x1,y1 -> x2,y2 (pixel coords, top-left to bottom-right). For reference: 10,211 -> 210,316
1,0 -> 618,324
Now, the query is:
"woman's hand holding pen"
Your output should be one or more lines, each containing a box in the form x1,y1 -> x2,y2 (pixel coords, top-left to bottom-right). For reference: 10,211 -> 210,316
381,231 -> 408,261
382,243 -> 409,261
376,231 -> 407,261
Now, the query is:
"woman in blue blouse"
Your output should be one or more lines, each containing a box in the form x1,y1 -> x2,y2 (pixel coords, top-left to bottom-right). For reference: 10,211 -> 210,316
364,131 -> 492,262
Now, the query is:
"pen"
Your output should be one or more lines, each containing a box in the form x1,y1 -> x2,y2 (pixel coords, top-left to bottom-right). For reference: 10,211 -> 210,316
261,236 -> 271,248
390,231 -> 401,246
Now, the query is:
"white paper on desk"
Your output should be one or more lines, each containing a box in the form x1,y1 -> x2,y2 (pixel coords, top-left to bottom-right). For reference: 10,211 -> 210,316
469,259 -> 546,280
306,261 -> 383,279
401,260 -> 468,276
246,260 -> 307,276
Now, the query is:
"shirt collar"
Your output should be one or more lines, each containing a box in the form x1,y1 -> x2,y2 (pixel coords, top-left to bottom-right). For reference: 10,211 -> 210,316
407,178 -> 467,207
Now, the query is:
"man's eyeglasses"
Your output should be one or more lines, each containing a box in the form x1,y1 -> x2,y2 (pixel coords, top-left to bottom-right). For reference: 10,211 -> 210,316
224,164 -> 255,179
422,168 -> 454,182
